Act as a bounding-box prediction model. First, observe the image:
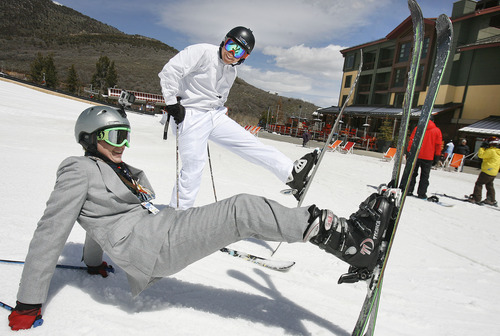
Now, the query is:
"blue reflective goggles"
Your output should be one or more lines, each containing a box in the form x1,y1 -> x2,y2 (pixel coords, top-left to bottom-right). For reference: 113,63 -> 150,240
224,38 -> 248,59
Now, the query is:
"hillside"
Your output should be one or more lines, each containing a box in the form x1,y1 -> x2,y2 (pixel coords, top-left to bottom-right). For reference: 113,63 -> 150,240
0,0 -> 318,124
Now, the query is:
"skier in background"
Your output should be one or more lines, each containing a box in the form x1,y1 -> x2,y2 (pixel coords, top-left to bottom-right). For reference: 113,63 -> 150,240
407,117 -> 443,199
158,26 -> 316,208
443,139 -> 454,160
8,105 -> 395,330
302,129 -> 311,147
468,137 -> 500,205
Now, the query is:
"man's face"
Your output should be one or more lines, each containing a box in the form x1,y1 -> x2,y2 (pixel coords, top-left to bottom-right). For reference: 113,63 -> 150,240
221,39 -> 248,65
97,140 -> 125,163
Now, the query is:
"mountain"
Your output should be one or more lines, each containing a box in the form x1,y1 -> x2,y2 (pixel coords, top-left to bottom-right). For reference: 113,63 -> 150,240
0,0 -> 318,124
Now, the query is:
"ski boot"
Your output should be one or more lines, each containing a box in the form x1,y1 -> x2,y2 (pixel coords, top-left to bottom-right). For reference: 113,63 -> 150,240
304,189 -> 399,284
482,199 -> 498,206
286,149 -> 319,200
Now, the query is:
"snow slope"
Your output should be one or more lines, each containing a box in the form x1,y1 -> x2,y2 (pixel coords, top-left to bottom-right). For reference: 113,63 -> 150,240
0,78 -> 499,335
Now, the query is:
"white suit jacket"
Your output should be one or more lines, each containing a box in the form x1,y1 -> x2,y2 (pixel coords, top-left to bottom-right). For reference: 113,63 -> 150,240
158,43 -> 236,111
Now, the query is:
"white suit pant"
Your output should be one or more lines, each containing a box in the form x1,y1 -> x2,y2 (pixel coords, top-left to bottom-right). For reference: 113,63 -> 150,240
169,107 -> 293,209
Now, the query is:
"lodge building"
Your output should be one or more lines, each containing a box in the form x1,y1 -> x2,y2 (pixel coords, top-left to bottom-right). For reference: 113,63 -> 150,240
316,0 -> 500,154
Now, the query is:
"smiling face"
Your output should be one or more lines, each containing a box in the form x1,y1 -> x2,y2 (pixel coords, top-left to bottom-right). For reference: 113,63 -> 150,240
221,46 -> 239,65
220,38 -> 249,65
97,140 -> 125,163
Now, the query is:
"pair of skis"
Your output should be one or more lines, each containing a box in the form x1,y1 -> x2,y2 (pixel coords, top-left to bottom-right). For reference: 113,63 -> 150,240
351,2 -> 454,335
437,193 -> 500,211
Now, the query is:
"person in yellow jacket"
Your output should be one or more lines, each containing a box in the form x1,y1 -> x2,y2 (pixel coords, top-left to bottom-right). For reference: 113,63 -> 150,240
468,137 -> 500,205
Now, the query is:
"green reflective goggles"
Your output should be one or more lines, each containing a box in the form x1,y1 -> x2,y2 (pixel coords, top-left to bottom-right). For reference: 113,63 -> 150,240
97,127 -> 131,147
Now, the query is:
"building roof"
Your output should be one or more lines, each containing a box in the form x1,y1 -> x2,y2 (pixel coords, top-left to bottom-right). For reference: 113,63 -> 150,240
456,35 -> 500,52
459,115 -> 500,135
316,104 -> 461,118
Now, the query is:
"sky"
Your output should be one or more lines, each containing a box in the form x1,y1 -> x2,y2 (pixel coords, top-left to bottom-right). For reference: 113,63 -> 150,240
52,0 -> 460,107
1,78 -> 500,335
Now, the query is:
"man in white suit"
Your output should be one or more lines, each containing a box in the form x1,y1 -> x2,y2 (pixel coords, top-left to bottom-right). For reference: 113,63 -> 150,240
8,106 -> 394,330
159,26 -> 318,209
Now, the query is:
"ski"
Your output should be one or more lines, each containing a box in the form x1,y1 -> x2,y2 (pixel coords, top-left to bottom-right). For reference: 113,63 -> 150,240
0,259 -> 115,273
294,49 -> 363,206
390,0 -> 425,188
220,247 -> 295,271
273,49 -> 363,256
437,193 -> 500,211
351,6 -> 453,336
1,301 -> 44,328
411,194 -> 454,207
367,185 -> 453,207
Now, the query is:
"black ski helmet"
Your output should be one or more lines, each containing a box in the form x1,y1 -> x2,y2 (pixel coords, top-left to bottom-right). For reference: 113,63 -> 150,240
75,106 -> 130,150
220,26 -> 255,65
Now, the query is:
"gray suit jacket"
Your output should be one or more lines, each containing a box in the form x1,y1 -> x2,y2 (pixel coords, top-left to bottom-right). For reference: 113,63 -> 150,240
18,156 -> 171,304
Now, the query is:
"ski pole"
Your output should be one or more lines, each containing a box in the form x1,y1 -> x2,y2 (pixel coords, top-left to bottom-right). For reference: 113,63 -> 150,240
163,113 -> 170,140
0,301 -> 44,328
207,144 -> 218,202
0,259 -> 115,273
176,124 -> 180,209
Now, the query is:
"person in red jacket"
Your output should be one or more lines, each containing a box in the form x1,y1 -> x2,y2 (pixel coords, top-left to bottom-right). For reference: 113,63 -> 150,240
406,118 -> 443,199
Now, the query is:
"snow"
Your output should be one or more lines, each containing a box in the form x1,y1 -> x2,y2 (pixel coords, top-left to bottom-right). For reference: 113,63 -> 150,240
1,78 -> 499,335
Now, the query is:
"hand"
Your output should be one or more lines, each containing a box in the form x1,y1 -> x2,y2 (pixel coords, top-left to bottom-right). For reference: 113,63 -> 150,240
481,141 -> 489,148
87,261 -> 112,278
166,102 -> 186,124
432,155 -> 440,166
8,301 -> 42,331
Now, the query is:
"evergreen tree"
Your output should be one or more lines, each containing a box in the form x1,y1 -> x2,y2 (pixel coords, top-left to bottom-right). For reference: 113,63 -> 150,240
105,61 -> 118,89
44,54 -> 58,88
66,64 -> 79,94
91,56 -> 118,95
29,53 -> 58,88
29,53 -> 45,84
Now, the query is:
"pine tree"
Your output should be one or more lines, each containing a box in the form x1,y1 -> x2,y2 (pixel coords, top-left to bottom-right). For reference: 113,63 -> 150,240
29,53 -> 58,88
105,61 -> 118,89
44,54 -> 58,88
66,65 -> 79,94
91,56 -> 118,95
29,53 -> 45,84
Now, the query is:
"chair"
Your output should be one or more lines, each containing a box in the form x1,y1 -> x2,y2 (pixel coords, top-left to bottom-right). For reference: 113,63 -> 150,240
446,153 -> 465,172
340,141 -> 355,154
382,147 -> 397,161
327,140 -> 343,152
244,125 -> 261,136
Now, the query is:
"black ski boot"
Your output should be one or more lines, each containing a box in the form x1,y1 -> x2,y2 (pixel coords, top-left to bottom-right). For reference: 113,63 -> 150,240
286,149 -> 319,200
304,191 -> 397,283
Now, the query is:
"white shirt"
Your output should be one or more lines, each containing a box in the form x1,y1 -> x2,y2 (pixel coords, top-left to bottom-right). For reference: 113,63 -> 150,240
158,43 -> 237,111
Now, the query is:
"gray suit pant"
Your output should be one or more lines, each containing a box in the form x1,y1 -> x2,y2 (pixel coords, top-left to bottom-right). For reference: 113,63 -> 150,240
152,194 -> 311,277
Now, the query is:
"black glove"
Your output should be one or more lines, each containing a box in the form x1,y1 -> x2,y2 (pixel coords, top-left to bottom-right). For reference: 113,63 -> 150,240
433,155 -> 440,166
166,102 -> 186,124
481,141 -> 489,148
8,302 -> 42,330
86,261 -> 112,278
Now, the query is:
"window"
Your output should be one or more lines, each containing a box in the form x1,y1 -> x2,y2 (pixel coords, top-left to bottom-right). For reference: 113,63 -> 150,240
393,67 -> 406,87
344,75 -> 352,88
341,95 -> 348,106
345,54 -> 355,70
398,42 -> 411,62
416,65 -> 424,86
421,37 -> 430,58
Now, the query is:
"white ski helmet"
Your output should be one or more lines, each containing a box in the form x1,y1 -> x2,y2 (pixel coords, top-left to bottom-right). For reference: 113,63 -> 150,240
75,106 -> 130,150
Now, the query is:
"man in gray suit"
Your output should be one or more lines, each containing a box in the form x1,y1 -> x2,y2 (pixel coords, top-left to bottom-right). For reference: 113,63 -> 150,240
8,106 -> 395,330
